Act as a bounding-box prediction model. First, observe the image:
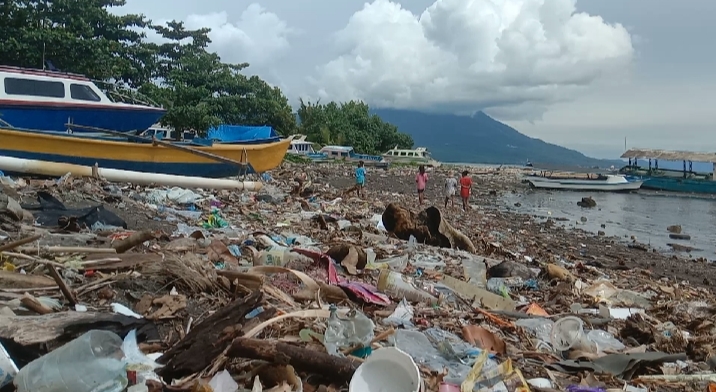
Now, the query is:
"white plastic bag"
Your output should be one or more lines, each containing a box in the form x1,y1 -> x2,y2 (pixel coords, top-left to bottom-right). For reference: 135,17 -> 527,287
122,330 -> 163,385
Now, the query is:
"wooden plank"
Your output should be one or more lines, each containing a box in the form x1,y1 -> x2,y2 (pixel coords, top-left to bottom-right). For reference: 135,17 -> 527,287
0,270 -> 56,289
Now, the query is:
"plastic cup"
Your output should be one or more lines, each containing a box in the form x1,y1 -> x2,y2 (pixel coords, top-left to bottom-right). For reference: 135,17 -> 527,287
550,316 -> 595,352
349,347 -> 421,392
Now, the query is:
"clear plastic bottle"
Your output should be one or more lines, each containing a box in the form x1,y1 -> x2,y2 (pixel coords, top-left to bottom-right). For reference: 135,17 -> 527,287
14,330 -> 127,392
323,305 -> 375,356
323,305 -> 345,355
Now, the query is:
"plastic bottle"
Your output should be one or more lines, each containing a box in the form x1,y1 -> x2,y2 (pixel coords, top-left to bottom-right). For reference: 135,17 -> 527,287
323,305 -> 345,355
258,246 -> 316,266
407,235 -> 417,252
14,330 -> 127,392
323,305 -> 375,356
377,269 -> 438,304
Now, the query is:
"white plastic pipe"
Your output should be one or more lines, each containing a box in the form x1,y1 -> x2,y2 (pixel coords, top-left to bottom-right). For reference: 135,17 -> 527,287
0,156 -> 262,191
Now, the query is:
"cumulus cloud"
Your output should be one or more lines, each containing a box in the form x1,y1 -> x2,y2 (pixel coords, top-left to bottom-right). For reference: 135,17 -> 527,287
146,3 -> 293,69
311,0 -> 634,119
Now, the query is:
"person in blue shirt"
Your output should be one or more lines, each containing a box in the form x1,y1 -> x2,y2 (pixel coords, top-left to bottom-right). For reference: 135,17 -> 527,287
354,160 -> 366,196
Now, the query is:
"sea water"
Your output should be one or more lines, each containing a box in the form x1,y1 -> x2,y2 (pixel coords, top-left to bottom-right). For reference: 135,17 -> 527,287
503,189 -> 716,260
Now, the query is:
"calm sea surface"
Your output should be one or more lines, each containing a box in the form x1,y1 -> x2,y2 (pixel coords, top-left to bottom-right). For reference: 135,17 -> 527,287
502,188 -> 716,260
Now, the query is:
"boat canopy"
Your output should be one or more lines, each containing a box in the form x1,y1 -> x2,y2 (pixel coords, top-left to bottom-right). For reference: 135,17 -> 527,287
621,148 -> 716,163
529,162 -> 612,174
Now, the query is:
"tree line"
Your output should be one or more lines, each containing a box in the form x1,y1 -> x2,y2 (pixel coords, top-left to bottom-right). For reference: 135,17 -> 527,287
0,0 -> 413,153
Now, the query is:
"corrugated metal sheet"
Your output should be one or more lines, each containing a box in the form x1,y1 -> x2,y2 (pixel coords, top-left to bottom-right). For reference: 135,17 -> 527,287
621,149 -> 716,163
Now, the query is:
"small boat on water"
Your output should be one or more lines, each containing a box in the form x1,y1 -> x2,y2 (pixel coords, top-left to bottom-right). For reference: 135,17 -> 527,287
0,126 -> 291,177
0,66 -> 166,133
620,148 -> 716,194
382,146 -> 441,167
525,173 -> 643,191
317,145 -> 389,168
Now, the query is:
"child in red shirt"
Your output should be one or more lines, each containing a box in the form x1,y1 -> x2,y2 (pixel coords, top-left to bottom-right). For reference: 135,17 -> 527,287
459,170 -> 472,211
415,165 -> 428,205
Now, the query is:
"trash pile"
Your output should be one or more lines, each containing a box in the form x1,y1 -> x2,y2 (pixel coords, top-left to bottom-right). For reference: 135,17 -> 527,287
0,164 -> 715,392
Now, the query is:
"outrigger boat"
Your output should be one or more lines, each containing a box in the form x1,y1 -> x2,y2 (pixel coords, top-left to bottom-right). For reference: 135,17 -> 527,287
0,125 -> 291,178
0,65 -> 292,178
524,165 -> 642,192
620,148 -> 716,194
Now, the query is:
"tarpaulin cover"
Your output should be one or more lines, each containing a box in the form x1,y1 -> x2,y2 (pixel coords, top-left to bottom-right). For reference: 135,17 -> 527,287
207,125 -> 280,143
22,191 -> 128,229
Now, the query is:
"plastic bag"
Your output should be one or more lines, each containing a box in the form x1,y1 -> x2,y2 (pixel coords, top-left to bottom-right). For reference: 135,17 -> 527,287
123,330 -> 163,385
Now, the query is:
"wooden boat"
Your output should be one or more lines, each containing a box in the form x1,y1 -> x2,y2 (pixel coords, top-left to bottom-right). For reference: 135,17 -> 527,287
382,146 -> 441,167
0,127 -> 290,178
0,65 -> 165,133
525,173 -> 643,191
620,148 -> 716,194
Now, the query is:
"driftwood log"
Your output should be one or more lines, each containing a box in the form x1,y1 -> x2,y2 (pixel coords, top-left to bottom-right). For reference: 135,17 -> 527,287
0,312 -> 158,368
157,291 -> 275,381
381,203 -> 476,252
0,270 -> 56,289
227,337 -> 361,384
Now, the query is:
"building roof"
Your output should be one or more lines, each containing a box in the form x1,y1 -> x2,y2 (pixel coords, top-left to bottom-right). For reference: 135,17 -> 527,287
621,148 -> 716,163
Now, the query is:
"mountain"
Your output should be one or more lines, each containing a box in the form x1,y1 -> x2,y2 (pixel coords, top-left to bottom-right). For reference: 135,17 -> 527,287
372,109 -> 624,168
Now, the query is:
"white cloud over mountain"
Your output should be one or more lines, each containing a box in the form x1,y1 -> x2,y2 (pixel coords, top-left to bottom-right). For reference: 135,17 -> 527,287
135,0 -> 633,120
310,0 -> 633,119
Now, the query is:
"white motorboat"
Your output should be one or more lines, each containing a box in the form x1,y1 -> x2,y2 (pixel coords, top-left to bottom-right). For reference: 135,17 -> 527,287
526,174 -> 643,191
382,146 -> 441,167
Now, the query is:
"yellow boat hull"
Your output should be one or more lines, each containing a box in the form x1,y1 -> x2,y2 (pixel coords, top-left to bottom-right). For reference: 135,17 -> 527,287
0,127 -> 290,177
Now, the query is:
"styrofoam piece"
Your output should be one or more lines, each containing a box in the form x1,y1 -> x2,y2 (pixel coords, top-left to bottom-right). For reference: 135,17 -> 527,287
349,347 -> 420,392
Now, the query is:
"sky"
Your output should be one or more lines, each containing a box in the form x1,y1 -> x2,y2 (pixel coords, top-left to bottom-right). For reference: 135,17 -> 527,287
116,0 -> 716,159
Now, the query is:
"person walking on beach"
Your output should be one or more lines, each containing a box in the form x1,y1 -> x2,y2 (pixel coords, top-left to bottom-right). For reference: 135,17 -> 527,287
416,165 -> 428,205
354,161 -> 366,197
444,170 -> 458,208
459,170 -> 472,211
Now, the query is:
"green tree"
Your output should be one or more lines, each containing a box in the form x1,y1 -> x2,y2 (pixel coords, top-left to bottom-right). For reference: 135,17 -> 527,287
0,0 -> 154,87
297,99 -> 413,154
140,21 -> 296,136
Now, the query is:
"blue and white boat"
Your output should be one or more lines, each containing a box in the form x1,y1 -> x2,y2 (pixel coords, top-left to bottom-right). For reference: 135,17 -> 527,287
0,65 -> 166,133
620,148 -> 716,194
523,164 -> 642,192
525,173 -> 643,191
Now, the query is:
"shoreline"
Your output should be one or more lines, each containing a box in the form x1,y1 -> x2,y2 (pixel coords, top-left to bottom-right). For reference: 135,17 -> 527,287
307,162 -> 716,289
